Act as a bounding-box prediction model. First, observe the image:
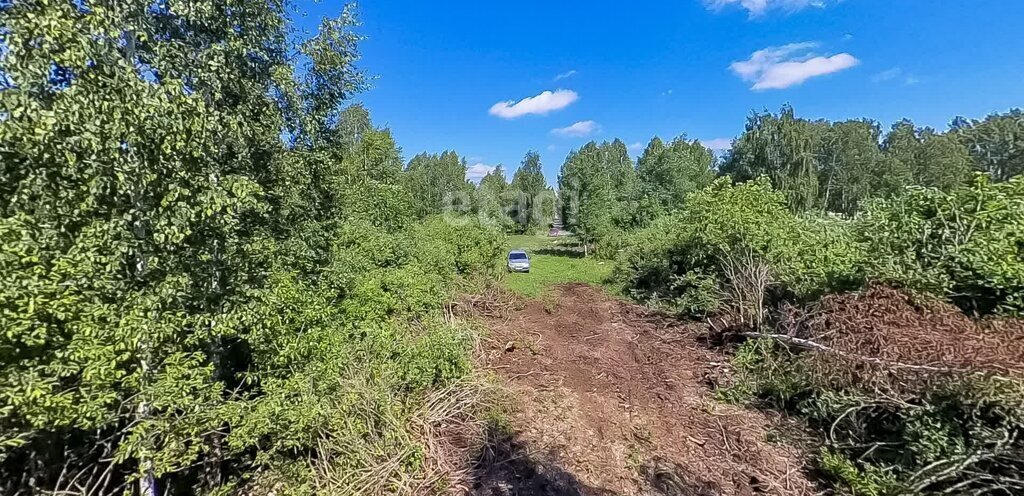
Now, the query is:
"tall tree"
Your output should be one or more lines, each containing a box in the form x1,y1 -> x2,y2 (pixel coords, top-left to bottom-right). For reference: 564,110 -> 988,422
510,151 -> 549,231
607,139 -> 640,228
954,109 -> 1024,182
474,166 -> 514,230
403,151 -> 472,218
0,0 -> 325,491
723,106 -> 826,212
558,141 -> 636,251
636,135 -> 716,220
819,120 -> 884,214
881,120 -> 971,193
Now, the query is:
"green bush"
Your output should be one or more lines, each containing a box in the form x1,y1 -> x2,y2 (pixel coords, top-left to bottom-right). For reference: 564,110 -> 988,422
225,215 -> 498,492
858,174 -> 1024,315
413,216 -> 507,279
614,177 -> 864,316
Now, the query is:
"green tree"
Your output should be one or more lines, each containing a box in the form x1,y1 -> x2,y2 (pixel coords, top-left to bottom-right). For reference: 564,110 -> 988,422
723,106 -> 826,212
858,174 -> 1024,315
880,120 -> 972,193
474,166 -> 515,230
0,0 -> 305,491
819,120 -> 884,214
558,141 -> 637,251
636,135 -> 716,220
403,151 -> 473,218
954,109 -> 1024,182
509,151 -> 549,232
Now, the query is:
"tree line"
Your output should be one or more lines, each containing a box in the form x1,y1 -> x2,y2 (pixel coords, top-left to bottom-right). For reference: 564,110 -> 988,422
404,149 -> 557,234
557,105 -> 1024,251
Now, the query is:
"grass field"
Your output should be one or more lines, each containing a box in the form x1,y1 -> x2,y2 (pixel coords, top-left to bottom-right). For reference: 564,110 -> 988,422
499,234 -> 615,298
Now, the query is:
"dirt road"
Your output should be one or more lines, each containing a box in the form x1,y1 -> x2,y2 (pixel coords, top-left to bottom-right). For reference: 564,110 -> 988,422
471,284 -> 815,496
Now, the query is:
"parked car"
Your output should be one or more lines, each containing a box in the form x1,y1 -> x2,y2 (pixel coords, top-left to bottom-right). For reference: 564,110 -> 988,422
507,250 -> 530,273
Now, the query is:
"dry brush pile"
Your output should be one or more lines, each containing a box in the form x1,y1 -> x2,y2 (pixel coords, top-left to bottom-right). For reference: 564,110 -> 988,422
721,287 -> 1024,495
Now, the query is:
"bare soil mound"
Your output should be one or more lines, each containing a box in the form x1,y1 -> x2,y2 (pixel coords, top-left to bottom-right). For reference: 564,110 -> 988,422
471,284 -> 815,496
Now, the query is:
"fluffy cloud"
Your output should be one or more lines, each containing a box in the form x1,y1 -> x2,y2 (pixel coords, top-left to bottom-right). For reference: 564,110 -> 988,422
489,89 -> 579,119
701,138 -> 733,151
466,163 -> 497,183
706,0 -> 830,17
730,42 -> 859,90
554,70 -> 577,81
551,120 -> 601,138
628,142 -> 645,152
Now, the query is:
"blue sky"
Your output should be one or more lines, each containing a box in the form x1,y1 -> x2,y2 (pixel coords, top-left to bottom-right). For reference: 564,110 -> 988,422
295,0 -> 1024,186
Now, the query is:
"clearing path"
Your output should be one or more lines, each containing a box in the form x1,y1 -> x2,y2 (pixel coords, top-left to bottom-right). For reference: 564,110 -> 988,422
472,284 -> 815,496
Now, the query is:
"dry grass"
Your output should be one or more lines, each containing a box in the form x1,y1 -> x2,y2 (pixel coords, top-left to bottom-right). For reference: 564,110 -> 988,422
302,376 -> 500,496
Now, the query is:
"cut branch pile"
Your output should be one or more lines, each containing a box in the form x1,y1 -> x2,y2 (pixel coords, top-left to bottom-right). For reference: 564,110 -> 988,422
448,286 -> 521,321
770,286 -> 1024,393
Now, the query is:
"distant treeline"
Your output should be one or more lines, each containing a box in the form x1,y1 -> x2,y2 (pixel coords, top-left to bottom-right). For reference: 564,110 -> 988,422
556,105 -> 1024,249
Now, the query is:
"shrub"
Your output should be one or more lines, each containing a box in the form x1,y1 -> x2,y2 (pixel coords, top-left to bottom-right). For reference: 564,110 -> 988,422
858,174 -> 1024,315
226,216 -> 500,493
614,177 -> 864,318
413,216 -> 507,279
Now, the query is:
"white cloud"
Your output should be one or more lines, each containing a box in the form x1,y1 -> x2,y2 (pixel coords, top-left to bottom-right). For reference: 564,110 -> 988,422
466,163 -> 497,183
706,0 -> 832,17
554,70 -> 577,81
628,142 -> 645,152
730,42 -> 859,90
874,67 -> 920,86
872,67 -> 902,83
551,120 -> 601,138
489,89 -> 579,119
701,138 -> 733,151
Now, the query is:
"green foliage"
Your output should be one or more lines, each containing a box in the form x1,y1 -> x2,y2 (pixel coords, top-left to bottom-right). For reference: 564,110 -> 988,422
881,120 -> 973,193
403,151 -> 474,218
0,2 -> 502,493
412,216 -> 507,279
473,166 -> 517,232
558,140 -> 638,248
469,157 -> 555,235
858,175 -> 1024,315
508,151 -> 553,232
724,107 -> 976,214
0,0 -> 299,489
954,109 -> 1024,182
724,106 -> 826,212
615,178 -> 863,315
819,120 -> 885,215
635,136 -> 716,223
819,448 -> 899,496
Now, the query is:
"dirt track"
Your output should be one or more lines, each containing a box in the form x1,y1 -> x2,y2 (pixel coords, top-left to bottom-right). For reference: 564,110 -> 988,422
472,284 -> 815,496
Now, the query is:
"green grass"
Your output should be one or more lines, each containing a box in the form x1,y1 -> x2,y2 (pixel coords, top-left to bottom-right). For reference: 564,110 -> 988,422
499,234 -> 614,298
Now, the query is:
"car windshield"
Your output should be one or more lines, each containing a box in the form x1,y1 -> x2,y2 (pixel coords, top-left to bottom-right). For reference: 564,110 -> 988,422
509,253 -> 528,261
